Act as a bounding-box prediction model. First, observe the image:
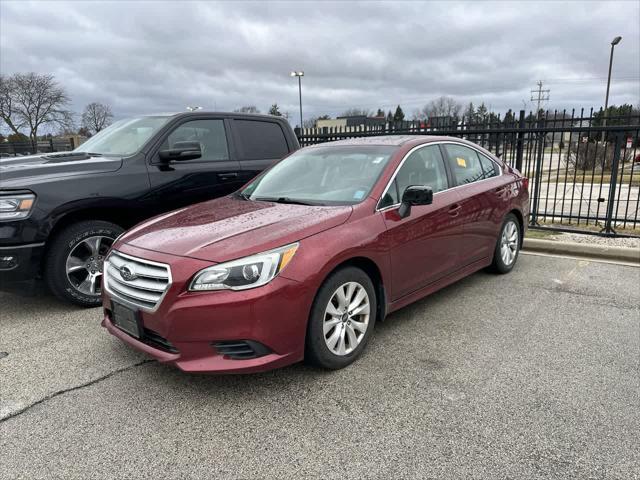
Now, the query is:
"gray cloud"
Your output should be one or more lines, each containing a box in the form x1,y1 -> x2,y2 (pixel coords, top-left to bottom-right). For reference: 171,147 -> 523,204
1,0 -> 638,126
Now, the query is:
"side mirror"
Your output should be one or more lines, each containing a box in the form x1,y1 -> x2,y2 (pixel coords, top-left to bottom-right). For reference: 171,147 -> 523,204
398,185 -> 433,218
158,141 -> 202,162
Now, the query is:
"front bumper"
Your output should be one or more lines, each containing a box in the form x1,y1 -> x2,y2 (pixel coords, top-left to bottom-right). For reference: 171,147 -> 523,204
0,242 -> 45,288
101,243 -> 314,374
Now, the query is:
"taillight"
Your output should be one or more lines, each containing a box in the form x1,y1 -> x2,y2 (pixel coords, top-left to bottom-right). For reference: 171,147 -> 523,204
522,178 -> 529,191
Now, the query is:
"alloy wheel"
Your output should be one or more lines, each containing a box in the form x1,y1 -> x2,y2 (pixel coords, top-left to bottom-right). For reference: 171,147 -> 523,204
65,235 -> 114,296
500,220 -> 519,266
323,281 -> 370,356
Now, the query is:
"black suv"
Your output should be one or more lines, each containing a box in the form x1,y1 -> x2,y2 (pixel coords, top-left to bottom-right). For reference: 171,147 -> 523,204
0,111 -> 299,306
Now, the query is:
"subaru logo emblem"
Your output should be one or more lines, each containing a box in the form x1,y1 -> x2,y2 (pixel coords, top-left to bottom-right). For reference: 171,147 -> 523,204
119,264 -> 137,282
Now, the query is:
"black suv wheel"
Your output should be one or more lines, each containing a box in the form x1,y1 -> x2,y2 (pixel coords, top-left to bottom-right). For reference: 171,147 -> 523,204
45,220 -> 124,307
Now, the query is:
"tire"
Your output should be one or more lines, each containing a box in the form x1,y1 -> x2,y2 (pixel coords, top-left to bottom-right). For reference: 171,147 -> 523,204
45,220 -> 124,307
489,213 -> 521,274
305,266 -> 377,369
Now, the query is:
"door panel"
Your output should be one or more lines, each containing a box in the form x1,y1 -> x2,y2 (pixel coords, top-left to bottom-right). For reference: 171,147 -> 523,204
382,189 -> 463,300
146,118 -> 243,212
379,145 -> 463,301
454,179 -> 507,264
442,144 -> 508,265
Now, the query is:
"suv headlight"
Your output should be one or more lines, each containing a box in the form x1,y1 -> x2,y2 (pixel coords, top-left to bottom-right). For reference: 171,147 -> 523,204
189,243 -> 299,291
0,193 -> 36,220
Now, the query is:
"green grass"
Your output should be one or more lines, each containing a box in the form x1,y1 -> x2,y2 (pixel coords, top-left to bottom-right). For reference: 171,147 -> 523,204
525,229 -> 558,239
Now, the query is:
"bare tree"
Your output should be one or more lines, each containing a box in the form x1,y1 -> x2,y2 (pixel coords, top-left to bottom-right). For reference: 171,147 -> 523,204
0,73 -> 73,147
414,96 -> 462,120
82,102 -> 113,133
0,75 -> 25,135
339,108 -> 372,117
234,105 -> 260,114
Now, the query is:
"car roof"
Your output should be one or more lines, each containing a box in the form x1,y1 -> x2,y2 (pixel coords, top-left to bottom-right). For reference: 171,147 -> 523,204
139,111 -> 286,122
312,135 -> 464,147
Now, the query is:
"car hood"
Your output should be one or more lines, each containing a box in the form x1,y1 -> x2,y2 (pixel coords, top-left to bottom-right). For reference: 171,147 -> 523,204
121,196 -> 353,263
0,152 -> 122,188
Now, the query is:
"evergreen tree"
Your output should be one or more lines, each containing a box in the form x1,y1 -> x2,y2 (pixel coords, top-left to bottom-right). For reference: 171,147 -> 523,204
393,105 -> 405,122
464,102 -> 476,123
268,103 -> 282,116
476,103 -> 488,123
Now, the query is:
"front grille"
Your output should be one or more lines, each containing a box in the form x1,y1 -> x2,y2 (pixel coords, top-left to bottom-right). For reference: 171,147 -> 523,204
104,250 -> 171,311
213,340 -> 272,360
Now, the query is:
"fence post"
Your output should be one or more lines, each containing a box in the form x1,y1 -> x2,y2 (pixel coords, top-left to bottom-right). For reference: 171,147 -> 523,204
515,110 -> 526,171
529,128 -> 546,226
49,138 -> 54,152
602,132 -> 622,235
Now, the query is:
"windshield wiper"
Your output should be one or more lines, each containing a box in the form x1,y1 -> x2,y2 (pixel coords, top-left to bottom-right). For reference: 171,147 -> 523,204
233,192 -> 251,201
254,196 -> 316,206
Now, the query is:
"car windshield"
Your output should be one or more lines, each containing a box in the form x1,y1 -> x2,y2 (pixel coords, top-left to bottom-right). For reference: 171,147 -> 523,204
241,145 -> 396,206
74,116 -> 171,156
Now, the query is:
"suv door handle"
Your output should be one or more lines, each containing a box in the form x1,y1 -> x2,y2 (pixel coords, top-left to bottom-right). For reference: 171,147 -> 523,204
494,186 -> 507,195
448,204 -> 462,216
218,172 -> 238,180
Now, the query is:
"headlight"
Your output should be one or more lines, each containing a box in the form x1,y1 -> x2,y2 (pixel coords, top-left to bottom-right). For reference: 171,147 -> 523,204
189,243 -> 299,291
0,193 -> 36,220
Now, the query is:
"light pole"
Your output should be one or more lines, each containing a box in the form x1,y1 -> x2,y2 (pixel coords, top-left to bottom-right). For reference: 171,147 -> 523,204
602,36 -> 622,141
290,71 -> 304,131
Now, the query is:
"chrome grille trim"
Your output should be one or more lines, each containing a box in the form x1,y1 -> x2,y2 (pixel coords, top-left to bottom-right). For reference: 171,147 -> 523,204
103,250 -> 172,312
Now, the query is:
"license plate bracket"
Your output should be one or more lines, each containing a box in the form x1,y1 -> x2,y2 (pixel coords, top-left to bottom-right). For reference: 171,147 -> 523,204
111,301 -> 142,339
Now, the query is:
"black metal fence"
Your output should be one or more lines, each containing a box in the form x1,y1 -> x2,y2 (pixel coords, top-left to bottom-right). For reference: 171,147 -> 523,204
0,138 -> 76,157
297,109 -> 640,237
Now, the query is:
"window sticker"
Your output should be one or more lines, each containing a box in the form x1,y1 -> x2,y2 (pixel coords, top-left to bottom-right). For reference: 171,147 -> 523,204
353,190 -> 365,200
456,157 -> 467,168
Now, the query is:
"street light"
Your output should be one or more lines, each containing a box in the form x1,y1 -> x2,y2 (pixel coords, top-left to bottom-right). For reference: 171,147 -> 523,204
290,71 -> 304,131
602,36 -> 622,141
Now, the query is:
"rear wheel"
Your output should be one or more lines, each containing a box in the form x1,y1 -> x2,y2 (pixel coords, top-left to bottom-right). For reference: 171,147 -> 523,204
305,267 -> 377,369
45,220 -> 123,307
490,213 -> 520,274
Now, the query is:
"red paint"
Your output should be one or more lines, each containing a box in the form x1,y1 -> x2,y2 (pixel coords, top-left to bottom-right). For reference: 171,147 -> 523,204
102,136 -> 529,374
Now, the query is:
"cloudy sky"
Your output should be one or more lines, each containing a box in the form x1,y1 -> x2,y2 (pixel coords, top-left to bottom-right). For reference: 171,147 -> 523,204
1,0 -> 639,126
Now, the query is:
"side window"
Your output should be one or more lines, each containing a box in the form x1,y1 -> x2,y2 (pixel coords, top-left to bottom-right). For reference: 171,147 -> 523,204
379,145 -> 448,208
444,144 -> 484,185
379,179 -> 399,208
234,120 -> 289,160
477,152 -> 499,178
161,119 -> 229,161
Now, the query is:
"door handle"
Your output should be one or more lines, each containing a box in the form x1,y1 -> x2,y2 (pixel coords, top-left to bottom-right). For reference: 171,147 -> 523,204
448,204 -> 462,216
494,187 -> 507,195
218,172 -> 238,180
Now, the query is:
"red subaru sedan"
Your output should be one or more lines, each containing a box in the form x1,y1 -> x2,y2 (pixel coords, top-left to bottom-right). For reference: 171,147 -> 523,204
101,136 -> 529,373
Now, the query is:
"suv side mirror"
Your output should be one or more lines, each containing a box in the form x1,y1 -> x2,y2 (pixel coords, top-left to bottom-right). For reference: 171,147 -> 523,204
158,141 -> 202,162
398,185 -> 433,218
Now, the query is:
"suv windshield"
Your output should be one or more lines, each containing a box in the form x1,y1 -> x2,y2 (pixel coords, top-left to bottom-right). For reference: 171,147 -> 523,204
241,145 -> 396,206
74,116 -> 171,156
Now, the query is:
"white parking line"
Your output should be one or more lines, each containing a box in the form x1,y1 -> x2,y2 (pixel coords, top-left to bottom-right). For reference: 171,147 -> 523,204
521,250 -> 640,267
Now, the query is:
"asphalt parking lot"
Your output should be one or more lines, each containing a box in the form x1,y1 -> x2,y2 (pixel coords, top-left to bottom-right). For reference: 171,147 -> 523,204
0,254 -> 638,479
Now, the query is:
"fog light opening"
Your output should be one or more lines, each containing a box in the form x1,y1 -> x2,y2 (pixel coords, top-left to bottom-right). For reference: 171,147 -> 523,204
0,256 -> 17,269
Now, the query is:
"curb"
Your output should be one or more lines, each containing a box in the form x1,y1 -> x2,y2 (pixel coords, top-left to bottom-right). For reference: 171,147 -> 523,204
522,238 -> 640,264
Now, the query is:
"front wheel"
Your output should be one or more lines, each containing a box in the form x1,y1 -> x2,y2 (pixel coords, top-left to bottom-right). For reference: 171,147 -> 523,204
45,220 -> 124,307
305,267 -> 377,369
490,214 -> 521,274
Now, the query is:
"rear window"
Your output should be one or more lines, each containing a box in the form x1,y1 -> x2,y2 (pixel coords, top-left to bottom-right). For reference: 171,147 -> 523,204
234,120 -> 289,160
